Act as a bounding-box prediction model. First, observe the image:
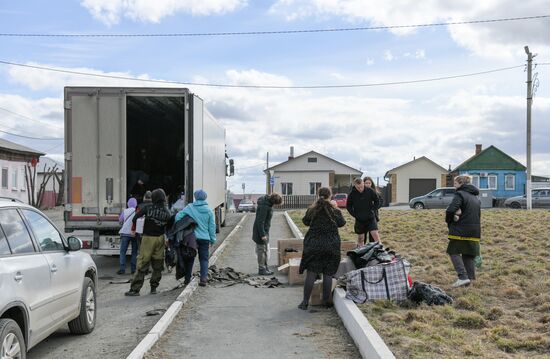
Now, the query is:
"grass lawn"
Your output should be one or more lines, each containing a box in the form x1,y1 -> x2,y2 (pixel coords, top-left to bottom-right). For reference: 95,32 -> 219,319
288,208 -> 550,358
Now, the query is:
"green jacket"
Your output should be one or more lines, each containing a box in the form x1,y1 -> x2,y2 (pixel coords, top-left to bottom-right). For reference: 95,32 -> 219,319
252,196 -> 274,244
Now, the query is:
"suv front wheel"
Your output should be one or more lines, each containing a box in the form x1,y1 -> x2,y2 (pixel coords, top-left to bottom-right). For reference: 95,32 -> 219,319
0,318 -> 26,359
68,277 -> 96,334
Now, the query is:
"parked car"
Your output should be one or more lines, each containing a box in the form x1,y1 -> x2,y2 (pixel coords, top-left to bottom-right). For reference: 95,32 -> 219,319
504,188 -> 550,209
0,200 -> 97,359
333,193 -> 348,208
237,199 -> 256,213
409,187 -> 456,209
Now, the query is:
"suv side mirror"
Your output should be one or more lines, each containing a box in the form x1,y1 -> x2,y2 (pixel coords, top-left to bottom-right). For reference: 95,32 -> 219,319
67,236 -> 82,251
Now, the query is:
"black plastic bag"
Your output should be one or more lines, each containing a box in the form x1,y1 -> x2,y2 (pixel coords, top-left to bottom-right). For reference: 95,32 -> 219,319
407,281 -> 453,306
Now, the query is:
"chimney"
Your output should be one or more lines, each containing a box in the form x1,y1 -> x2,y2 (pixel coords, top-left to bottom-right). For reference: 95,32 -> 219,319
289,146 -> 294,160
475,144 -> 482,155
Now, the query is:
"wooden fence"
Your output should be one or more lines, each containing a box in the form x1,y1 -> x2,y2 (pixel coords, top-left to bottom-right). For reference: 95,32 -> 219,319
276,195 -> 318,210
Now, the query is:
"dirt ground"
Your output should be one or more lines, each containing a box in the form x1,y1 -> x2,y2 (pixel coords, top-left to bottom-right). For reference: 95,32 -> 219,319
290,208 -> 550,358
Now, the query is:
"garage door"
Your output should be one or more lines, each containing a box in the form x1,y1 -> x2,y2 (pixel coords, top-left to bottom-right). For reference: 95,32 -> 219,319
409,179 -> 436,200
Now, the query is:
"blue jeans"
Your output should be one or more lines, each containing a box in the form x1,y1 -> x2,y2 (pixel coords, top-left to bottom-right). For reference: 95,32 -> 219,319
119,234 -> 138,273
197,239 -> 210,280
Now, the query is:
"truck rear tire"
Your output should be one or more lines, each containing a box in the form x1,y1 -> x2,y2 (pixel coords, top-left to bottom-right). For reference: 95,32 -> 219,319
214,207 -> 221,233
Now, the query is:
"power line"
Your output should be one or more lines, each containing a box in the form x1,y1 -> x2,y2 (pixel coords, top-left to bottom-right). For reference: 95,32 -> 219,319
0,14 -> 548,37
0,128 -> 63,140
0,60 -> 526,89
0,106 -> 63,129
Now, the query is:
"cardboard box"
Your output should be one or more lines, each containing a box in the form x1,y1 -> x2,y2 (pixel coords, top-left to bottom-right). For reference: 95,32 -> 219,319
279,251 -> 302,274
340,241 -> 357,252
309,278 -> 338,306
288,258 -> 305,285
277,239 -> 304,266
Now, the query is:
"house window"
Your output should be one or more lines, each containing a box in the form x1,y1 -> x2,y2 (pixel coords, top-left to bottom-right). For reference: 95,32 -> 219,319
488,175 -> 497,190
307,157 -> 317,163
11,171 -> 17,190
505,174 -> 515,190
1,168 -> 8,189
471,175 -> 480,188
281,182 -> 293,196
309,182 -> 322,195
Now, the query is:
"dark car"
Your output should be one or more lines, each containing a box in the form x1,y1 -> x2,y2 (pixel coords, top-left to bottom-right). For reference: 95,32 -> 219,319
409,187 -> 456,209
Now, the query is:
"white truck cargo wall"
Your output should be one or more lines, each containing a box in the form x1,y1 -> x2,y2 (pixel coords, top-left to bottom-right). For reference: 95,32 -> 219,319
66,89 -> 125,219
193,95 -> 226,208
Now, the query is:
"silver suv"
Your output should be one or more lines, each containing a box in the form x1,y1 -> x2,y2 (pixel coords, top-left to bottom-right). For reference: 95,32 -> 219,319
409,187 -> 456,209
0,201 -> 97,359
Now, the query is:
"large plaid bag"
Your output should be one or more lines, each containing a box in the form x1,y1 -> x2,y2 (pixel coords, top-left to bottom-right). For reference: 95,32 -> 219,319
345,259 -> 409,303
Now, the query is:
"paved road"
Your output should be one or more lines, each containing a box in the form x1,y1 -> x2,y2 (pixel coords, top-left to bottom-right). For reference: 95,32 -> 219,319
146,212 -> 360,359
28,208 -> 243,359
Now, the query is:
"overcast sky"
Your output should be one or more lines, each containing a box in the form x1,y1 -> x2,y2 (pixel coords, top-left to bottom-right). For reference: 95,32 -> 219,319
1,1 -> 550,194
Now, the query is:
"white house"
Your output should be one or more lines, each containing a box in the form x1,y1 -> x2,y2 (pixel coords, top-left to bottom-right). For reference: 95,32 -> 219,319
385,156 -> 449,205
265,149 -> 362,196
0,138 -> 44,203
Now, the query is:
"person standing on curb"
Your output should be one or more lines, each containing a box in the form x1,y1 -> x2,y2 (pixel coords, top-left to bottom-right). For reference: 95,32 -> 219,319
252,193 -> 283,275
118,197 -> 138,275
175,189 -> 216,287
298,187 -> 346,310
346,178 -> 380,247
445,175 -> 481,288
125,188 -> 173,296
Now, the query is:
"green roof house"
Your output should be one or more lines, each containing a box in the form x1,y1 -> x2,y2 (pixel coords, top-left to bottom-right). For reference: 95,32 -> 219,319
453,144 -> 526,199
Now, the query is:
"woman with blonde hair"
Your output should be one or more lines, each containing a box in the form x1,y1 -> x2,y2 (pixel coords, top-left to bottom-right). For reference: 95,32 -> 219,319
445,175 -> 481,288
298,187 -> 346,310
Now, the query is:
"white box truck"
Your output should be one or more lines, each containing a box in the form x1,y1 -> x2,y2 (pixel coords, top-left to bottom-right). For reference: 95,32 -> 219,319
63,87 -> 231,255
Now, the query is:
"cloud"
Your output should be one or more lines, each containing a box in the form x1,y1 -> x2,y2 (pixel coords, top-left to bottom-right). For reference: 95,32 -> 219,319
5,63 -> 550,192
269,0 -> 550,58
81,0 -> 247,25
383,50 -> 394,61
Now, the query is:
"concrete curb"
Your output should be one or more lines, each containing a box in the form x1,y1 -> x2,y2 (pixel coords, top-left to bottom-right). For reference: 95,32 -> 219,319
334,289 -> 396,359
283,211 -> 304,239
285,211 -> 395,359
126,214 -> 248,359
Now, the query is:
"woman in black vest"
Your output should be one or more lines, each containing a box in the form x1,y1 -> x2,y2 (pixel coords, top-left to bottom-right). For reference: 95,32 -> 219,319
445,175 -> 481,288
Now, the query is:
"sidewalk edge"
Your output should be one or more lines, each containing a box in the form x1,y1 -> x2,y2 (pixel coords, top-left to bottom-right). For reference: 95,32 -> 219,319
285,210 -> 395,359
126,214 -> 248,359
283,211 -> 304,239
334,288 -> 396,359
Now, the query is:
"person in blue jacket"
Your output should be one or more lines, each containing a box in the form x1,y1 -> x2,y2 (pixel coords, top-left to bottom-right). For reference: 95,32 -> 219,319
175,189 -> 216,286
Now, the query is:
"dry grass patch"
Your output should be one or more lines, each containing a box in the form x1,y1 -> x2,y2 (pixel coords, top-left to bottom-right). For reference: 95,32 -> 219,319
289,208 -> 550,358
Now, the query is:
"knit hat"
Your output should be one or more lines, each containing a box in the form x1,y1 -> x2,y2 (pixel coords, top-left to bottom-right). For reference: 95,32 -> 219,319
194,189 -> 207,201
127,197 -> 137,208
143,191 -> 153,202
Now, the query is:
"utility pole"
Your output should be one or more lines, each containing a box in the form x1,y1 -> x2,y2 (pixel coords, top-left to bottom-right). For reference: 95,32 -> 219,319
525,46 -> 533,210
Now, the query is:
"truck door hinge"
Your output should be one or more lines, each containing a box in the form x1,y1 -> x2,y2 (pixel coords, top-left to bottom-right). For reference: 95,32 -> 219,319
65,152 -> 72,161
64,100 -> 72,110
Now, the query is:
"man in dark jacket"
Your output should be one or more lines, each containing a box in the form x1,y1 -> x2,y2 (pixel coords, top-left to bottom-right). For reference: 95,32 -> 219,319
445,175 -> 481,288
125,188 -> 174,296
252,193 -> 283,275
346,178 -> 380,247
